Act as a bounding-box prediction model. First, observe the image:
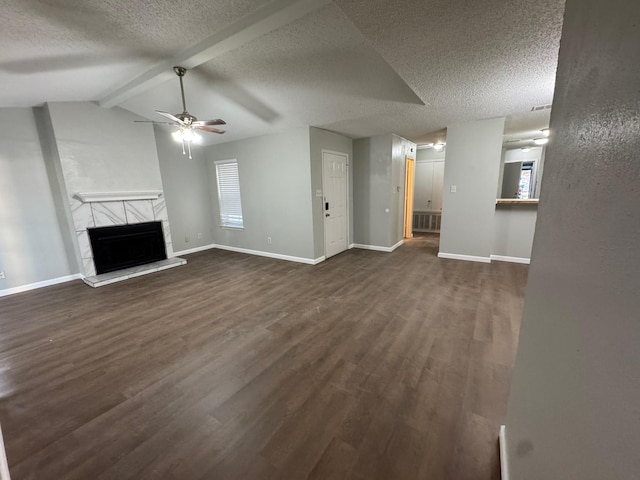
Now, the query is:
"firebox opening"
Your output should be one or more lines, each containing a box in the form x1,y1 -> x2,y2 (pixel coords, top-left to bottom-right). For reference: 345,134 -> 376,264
88,221 -> 167,275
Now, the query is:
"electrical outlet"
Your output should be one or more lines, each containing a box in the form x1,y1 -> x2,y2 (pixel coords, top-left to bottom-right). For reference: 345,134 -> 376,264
450,185 -> 457,193
185,235 -> 190,243
267,237 -> 272,244
197,232 -> 202,239
0,271 -> 5,279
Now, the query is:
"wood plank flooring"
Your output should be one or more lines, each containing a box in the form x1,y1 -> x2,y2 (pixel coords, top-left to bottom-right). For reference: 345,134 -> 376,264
0,234 -> 528,479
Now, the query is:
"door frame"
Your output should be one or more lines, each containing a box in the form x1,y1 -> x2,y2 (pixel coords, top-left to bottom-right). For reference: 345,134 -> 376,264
322,149 -> 350,258
403,157 -> 415,238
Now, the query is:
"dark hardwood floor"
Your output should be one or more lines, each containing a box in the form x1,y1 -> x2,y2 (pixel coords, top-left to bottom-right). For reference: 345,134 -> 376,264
0,234 -> 528,479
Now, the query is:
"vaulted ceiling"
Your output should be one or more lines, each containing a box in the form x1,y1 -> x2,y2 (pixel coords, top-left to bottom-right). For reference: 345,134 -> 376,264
0,0 -> 565,145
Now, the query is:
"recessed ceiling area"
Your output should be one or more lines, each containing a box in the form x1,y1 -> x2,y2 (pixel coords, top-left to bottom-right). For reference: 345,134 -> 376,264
0,0 -> 566,145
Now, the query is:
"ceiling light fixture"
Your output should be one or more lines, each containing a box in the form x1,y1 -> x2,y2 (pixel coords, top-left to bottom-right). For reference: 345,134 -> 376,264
521,147 -> 531,152
172,127 -> 202,159
433,143 -> 446,152
533,137 -> 549,145
540,128 -> 550,137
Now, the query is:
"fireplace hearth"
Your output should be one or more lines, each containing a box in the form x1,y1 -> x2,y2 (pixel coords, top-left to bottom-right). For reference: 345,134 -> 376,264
88,221 -> 167,275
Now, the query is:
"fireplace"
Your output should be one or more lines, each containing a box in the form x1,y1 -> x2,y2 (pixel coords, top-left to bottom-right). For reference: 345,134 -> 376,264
88,221 -> 167,275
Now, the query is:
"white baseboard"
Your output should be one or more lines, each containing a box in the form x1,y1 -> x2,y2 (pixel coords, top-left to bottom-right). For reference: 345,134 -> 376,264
437,252 -> 492,263
499,425 -> 510,480
214,244 -> 320,265
172,244 -> 217,256
348,243 -> 355,249
0,423 -> 9,480
491,254 -> 531,265
389,239 -> 404,252
352,239 -> 404,253
0,274 -> 83,298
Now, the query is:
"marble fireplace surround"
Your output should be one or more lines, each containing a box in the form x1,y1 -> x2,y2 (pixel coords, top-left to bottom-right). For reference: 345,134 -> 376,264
70,190 -> 184,287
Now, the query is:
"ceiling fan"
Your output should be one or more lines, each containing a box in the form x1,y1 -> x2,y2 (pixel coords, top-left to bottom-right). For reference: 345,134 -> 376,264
136,66 -> 226,158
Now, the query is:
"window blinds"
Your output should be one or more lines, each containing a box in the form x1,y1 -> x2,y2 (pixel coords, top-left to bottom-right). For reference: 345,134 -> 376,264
215,160 -> 244,228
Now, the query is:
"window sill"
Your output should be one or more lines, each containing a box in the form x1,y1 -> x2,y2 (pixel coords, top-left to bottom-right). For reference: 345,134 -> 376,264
219,225 -> 244,231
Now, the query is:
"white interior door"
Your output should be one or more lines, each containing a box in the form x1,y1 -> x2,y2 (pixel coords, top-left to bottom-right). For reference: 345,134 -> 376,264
432,161 -> 445,211
323,151 -> 348,258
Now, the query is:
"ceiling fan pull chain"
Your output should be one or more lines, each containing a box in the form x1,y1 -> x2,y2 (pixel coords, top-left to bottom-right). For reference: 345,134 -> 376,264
187,141 -> 193,159
181,138 -> 186,156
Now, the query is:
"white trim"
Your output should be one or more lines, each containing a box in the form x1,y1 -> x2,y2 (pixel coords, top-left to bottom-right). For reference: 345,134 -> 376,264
0,424 -> 10,480
214,159 -> 237,165
0,274 -> 83,298
499,425 -> 510,480
75,191 -> 162,203
352,239 -> 404,253
172,244 -> 217,256
214,244 -> 321,265
490,254 -> 531,265
437,252 -> 492,263
348,243 -> 355,249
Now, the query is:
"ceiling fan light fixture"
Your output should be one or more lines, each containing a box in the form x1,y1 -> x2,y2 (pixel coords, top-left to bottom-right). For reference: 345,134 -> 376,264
541,128 -> 550,137
172,128 -> 202,144
521,147 -> 531,152
433,143 -> 446,152
533,137 -> 549,145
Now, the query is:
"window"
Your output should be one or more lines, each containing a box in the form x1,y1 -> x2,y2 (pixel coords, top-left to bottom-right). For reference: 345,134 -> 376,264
215,160 -> 244,228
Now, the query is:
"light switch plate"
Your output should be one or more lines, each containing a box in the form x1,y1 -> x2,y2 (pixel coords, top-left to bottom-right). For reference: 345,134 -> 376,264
450,185 -> 457,193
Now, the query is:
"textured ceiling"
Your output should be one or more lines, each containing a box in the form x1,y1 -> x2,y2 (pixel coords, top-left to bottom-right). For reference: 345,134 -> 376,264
0,0 -> 566,144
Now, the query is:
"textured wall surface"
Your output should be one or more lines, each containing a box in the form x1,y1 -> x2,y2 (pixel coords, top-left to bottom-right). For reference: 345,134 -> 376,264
504,1 -> 640,478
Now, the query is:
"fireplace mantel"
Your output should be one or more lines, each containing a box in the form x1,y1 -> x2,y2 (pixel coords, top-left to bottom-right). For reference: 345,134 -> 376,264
75,191 -> 163,203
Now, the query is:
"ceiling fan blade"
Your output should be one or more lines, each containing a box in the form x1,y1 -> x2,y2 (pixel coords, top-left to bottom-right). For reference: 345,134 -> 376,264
196,125 -> 226,134
192,119 -> 226,126
156,111 -> 185,124
134,120 -> 176,125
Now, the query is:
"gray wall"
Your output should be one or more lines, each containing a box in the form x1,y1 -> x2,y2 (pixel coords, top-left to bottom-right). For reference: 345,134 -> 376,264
205,127 -> 316,260
439,117 -> 505,260
0,108 -> 72,290
492,205 -> 537,260
154,125 -> 215,253
504,1 -> 640,478
353,134 -> 393,247
309,127 -> 353,258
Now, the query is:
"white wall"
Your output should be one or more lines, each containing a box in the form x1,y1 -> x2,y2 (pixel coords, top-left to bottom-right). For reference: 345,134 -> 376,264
47,102 -> 163,195
504,0 -> 640,478
439,117 -> 505,261
154,125 -> 215,253
0,108 -> 72,290
309,127 -> 353,258
205,127 -> 316,260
